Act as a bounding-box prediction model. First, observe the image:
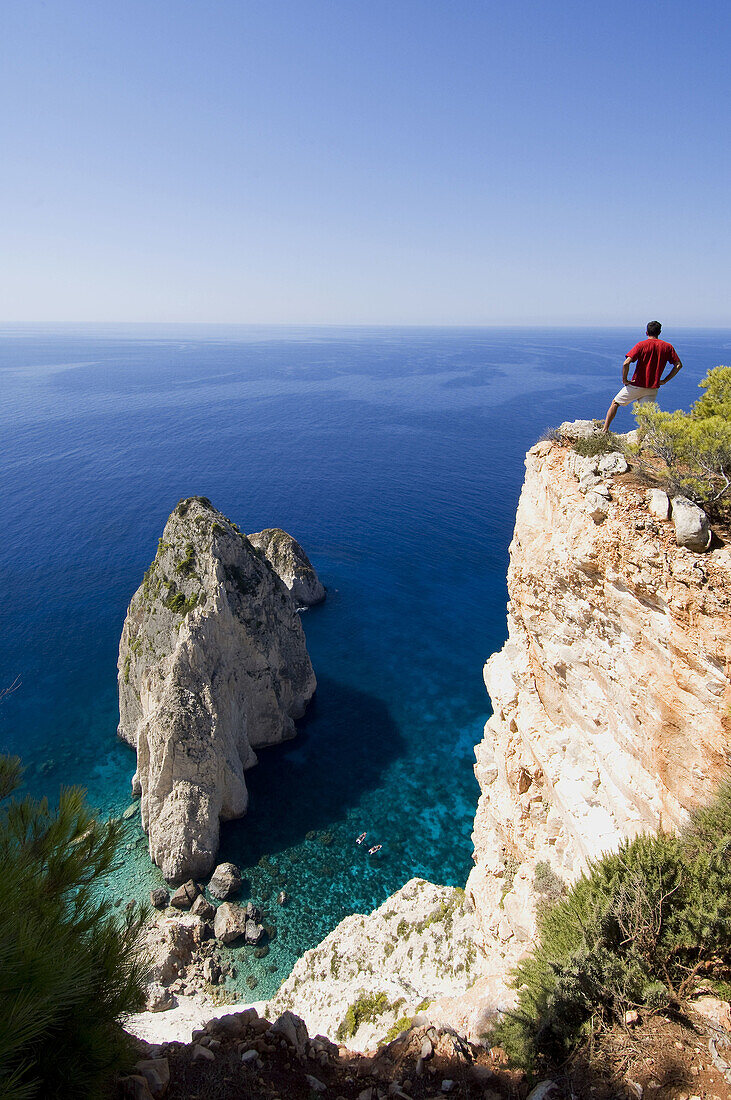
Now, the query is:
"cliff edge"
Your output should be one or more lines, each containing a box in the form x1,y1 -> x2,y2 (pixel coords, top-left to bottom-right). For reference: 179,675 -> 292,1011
466,433 -> 731,1004
118,497 -> 317,884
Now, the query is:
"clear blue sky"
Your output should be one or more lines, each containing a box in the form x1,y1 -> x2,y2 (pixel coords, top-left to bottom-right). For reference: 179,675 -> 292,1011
2,0 -> 729,324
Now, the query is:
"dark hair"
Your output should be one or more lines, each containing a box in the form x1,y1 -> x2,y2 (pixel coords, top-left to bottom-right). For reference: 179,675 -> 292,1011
646,320 -> 662,337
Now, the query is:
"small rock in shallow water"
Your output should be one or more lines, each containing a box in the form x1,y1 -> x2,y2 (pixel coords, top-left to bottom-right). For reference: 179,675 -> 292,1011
245,900 -> 263,922
247,527 -> 326,606
170,880 -> 199,910
191,893 -> 215,920
245,919 -> 266,945
214,901 -> 248,943
209,861 -> 242,900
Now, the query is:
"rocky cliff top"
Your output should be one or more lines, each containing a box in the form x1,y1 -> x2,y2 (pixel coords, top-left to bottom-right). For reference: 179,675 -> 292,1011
118,497 -> 317,884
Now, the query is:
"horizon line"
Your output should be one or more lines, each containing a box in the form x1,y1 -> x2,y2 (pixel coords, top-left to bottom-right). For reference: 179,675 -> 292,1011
2,320 -> 730,331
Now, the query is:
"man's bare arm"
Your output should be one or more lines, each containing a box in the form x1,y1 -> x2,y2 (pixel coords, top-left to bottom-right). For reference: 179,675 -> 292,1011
660,358 -> 683,385
622,356 -> 632,385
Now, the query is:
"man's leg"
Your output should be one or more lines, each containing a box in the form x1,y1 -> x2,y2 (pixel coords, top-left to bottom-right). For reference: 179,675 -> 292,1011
602,400 -> 620,433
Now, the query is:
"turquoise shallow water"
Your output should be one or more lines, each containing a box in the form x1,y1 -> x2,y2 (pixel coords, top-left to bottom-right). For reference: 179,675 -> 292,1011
1,324 -> 729,998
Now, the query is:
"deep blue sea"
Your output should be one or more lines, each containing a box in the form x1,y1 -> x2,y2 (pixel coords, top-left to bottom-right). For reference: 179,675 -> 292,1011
1,324 -> 729,998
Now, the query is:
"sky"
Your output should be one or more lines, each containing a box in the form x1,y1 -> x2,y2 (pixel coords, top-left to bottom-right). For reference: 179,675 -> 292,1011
1,0 -> 729,325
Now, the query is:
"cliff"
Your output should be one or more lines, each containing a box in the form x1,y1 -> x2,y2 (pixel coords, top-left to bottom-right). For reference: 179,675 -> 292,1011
118,497 -> 317,884
266,879 -> 480,1050
466,434 -> 731,1002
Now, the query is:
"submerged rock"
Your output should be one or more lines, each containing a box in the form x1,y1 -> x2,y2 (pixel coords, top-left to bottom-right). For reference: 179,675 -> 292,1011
248,528 -> 325,606
118,497 -> 317,884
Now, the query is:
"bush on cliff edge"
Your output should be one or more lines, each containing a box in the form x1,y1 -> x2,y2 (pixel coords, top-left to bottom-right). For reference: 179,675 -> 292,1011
634,364 -> 731,517
0,754 -> 147,1100
492,782 -> 731,1073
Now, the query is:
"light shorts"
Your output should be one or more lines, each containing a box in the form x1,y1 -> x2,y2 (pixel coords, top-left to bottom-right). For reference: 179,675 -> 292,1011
613,384 -> 659,407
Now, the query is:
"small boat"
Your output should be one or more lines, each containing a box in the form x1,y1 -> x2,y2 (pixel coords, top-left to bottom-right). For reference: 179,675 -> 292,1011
277,890 -> 288,905
355,832 -> 367,845
367,844 -> 382,855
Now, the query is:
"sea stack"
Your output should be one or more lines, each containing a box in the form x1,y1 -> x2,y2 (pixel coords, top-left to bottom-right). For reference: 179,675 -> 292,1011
248,528 -> 326,606
118,497 -> 317,884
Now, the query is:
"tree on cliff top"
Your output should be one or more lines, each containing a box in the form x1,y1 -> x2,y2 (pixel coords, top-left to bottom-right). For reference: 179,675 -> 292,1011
0,754 -> 147,1100
634,365 -> 731,517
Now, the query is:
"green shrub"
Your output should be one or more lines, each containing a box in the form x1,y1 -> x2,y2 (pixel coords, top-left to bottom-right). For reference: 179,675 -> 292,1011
382,1015 -> 413,1043
175,541 -> 197,577
0,755 -> 147,1099
163,582 -> 199,616
491,785 -> 731,1073
533,860 -> 567,910
336,991 -> 393,1040
572,432 -> 624,458
635,365 -> 731,516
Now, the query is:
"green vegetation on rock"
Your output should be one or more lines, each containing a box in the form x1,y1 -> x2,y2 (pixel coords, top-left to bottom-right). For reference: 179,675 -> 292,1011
0,754 -> 147,1099
572,431 -> 625,458
162,580 -> 199,617
382,1015 -> 413,1044
336,991 -> 396,1040
175,496 -> 213,517
635,365 -> 731,517
490,781 -> 731,1074
176,541 -> 197,577
533,859 -> 567,910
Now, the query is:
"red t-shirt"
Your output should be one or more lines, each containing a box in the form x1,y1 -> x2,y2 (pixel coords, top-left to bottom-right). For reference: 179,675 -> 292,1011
626,338 -> 680,389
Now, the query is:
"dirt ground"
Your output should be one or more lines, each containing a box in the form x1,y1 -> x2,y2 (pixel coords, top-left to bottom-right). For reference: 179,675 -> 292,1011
119,1004 -> 731,1100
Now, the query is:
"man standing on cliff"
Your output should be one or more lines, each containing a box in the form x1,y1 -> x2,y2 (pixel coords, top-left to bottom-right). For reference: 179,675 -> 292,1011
602,321 -> 683,432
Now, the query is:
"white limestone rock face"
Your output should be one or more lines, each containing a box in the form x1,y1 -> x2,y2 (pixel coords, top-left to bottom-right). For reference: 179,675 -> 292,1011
266,879 -> 487,1051
118,497 -> 317,884
247,528 -> 325,606
466,436 -> 731,1017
